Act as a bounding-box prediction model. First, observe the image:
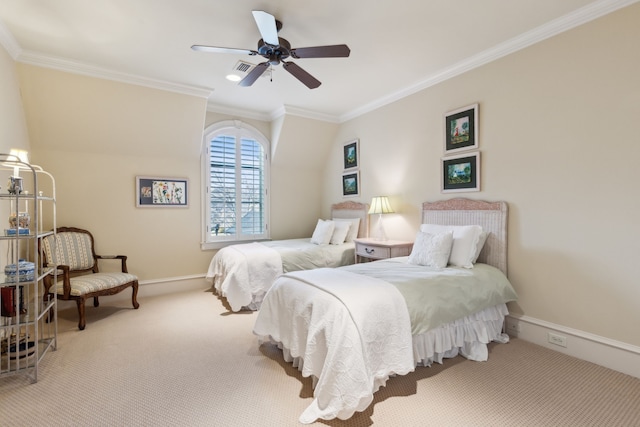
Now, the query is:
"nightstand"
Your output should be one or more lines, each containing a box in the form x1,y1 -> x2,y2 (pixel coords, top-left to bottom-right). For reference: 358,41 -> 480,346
354,238 -> 413,263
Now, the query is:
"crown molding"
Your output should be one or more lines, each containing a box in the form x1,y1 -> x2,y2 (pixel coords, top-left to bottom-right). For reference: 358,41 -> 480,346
0,19 -> 21,58
273,105 -> 340,123
206,103 -> 341,123
3,0 -> 636,123
205,103 -> 273,122
340,0 -> 639,122
16,50 -> 213,99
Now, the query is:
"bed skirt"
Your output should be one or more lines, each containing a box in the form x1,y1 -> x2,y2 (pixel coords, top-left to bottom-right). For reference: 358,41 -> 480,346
413,303 -> 510,366
272,303 -> 509,375
263,303 -> 509,423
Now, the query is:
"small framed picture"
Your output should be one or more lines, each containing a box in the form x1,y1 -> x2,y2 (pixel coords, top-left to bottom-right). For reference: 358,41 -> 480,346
441,151 -> 480,193
343,139 -> 359,170
342,171 -> 360,197
444,103 -> 478,153
136,176 -> 188,207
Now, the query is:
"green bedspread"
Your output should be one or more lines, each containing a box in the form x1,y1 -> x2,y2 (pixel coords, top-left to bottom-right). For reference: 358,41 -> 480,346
342,258 -> 518,335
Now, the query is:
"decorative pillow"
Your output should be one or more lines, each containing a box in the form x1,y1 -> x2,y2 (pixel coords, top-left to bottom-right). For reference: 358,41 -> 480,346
419,224 -> 483,268
407,231 -> 454,268
471,231 -> 489,264
310,219 -> 335,245
329,221 -> 351,245
332,218 -> 360,242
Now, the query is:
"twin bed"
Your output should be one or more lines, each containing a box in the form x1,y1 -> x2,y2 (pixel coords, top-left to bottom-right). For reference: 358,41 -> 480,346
252,198 -> 518,423
205,201 -> 369,311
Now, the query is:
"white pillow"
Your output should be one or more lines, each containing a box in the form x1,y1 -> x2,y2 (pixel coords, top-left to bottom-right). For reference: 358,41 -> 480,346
332,218 -> 360,242
471,231 -> 489,264
407,231 -> 454,268
329,221 -> 351,245
310,219 -> 335,245
419,224 -> 483,268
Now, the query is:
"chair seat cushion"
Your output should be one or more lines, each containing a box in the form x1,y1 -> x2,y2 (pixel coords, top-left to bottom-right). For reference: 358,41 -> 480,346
54,272 -> 138,296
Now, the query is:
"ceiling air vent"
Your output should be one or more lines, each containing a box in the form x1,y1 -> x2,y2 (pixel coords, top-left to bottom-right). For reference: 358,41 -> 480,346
232,60 -> 271,79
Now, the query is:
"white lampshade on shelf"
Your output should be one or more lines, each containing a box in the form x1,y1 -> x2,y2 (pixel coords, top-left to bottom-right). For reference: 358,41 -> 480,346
368,196 -> 394,241
3,149 -> 30,196
4,149 -> 30,177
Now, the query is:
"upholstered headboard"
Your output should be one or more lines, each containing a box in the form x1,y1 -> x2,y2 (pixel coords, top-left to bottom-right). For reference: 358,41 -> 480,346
422,198 -> 508,275
331,201 -> 370,238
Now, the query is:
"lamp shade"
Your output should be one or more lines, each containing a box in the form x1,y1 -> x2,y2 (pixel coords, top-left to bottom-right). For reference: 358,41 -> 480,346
6,149 -> 30,165
368,196 -> 394,215
3,149 -> 30,178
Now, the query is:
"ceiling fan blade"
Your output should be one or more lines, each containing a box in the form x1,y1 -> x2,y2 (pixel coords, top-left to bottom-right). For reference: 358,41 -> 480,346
252,11 -> 279,46
290,44 -> 351,59
282,61 -> 321,89
191,45 -> 258,56
238,62 -> 270,87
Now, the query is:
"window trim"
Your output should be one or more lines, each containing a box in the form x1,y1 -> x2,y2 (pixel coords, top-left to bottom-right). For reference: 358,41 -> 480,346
201,120 -> 270,250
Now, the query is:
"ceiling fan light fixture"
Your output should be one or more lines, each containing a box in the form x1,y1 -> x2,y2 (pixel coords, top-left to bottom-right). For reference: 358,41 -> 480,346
226,74 -> 242,82
193,11 -> 350,89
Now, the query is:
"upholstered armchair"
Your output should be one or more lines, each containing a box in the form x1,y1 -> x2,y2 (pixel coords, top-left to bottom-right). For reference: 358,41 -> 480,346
41,227 -> 139,330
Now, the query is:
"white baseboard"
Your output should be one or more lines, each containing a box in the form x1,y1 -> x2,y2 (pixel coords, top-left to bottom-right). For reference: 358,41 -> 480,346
506,314 -> 640,379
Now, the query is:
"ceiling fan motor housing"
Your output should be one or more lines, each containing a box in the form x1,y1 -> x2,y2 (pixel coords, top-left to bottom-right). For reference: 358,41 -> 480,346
258,38 -> 291,65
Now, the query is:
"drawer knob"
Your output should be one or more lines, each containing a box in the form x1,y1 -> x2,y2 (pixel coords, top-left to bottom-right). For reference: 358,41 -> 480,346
365,247 -> 375,254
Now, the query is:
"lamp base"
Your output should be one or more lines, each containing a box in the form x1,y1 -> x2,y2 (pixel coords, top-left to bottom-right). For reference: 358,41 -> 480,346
372,213 -> 388,241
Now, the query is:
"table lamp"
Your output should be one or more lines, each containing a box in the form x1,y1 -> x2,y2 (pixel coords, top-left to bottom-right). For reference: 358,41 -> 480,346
368,196 -> 394,241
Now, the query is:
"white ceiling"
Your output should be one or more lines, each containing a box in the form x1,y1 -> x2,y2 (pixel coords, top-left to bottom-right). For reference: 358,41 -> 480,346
0,0 -> 634,122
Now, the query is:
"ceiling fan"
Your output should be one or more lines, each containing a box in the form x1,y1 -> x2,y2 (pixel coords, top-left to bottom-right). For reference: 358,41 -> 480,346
191,11 -> 350,89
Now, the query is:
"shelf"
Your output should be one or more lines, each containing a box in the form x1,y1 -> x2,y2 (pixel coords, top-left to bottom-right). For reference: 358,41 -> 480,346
0,155 -> 57,383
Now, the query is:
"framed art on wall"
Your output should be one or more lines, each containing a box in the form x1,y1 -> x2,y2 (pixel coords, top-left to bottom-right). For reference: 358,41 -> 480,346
441,151 -> 480,193
444,103 -> 478,153
343,139 -> 359,170
342,171 -> 360,197
136,176 -> 189,207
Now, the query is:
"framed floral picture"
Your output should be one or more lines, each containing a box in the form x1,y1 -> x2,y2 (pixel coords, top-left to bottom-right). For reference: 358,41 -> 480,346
441,151 -> 480,193
444,103 -> 478,153
136,176 -> 188,207
343,139 -> 359,170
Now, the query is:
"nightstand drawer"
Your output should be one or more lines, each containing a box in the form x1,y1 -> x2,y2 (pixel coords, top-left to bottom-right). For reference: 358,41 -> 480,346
356,244 -> 390,259
354,238 -> 414,263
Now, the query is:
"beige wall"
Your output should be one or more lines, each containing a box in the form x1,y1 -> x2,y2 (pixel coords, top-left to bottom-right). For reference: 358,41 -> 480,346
0,46 -> 29,153
0,45 -> 31,266
14,68 -> 338,284
18,66 -> 212,282
324,4 -> 640,347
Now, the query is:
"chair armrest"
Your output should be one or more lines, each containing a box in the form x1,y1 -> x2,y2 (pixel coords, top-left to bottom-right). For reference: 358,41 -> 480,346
96,255 -> 129,273
44,265 -> 72,299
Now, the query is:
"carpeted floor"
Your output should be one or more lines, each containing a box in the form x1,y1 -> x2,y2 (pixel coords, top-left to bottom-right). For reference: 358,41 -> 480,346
1,285 -> 639,426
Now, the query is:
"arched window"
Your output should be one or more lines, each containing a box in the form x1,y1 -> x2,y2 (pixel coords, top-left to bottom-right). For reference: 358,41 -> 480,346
201,120 -> 269,249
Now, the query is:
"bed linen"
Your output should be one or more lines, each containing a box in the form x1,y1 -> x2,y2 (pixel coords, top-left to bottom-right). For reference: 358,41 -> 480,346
205,238 -> 355,311
253,267 -> 414,423
342,258 -> 517,335
253,259 -> 517,423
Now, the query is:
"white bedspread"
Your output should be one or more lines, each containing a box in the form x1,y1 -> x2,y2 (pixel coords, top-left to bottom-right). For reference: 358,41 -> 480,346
206,242 -> 282,311
253,268 -> 414,424
206,239 -> 355,311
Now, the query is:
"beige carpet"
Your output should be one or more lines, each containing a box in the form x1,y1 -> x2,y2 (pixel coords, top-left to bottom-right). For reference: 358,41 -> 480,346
1,285 -> 639,427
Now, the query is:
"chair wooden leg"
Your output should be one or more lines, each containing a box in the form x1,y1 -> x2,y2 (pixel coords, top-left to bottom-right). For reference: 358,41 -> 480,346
43,294 -> 55,323
93,296 -> 99,307
76,298 -> 86,330
132,282 -> 140,309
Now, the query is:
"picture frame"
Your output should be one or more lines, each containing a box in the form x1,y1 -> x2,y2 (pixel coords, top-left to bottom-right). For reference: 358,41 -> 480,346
441,151 -> 480,193
136,176 -> 189,207
343,139 -> 359,170
444,103 -> 478,153
342,171 -> 360,197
